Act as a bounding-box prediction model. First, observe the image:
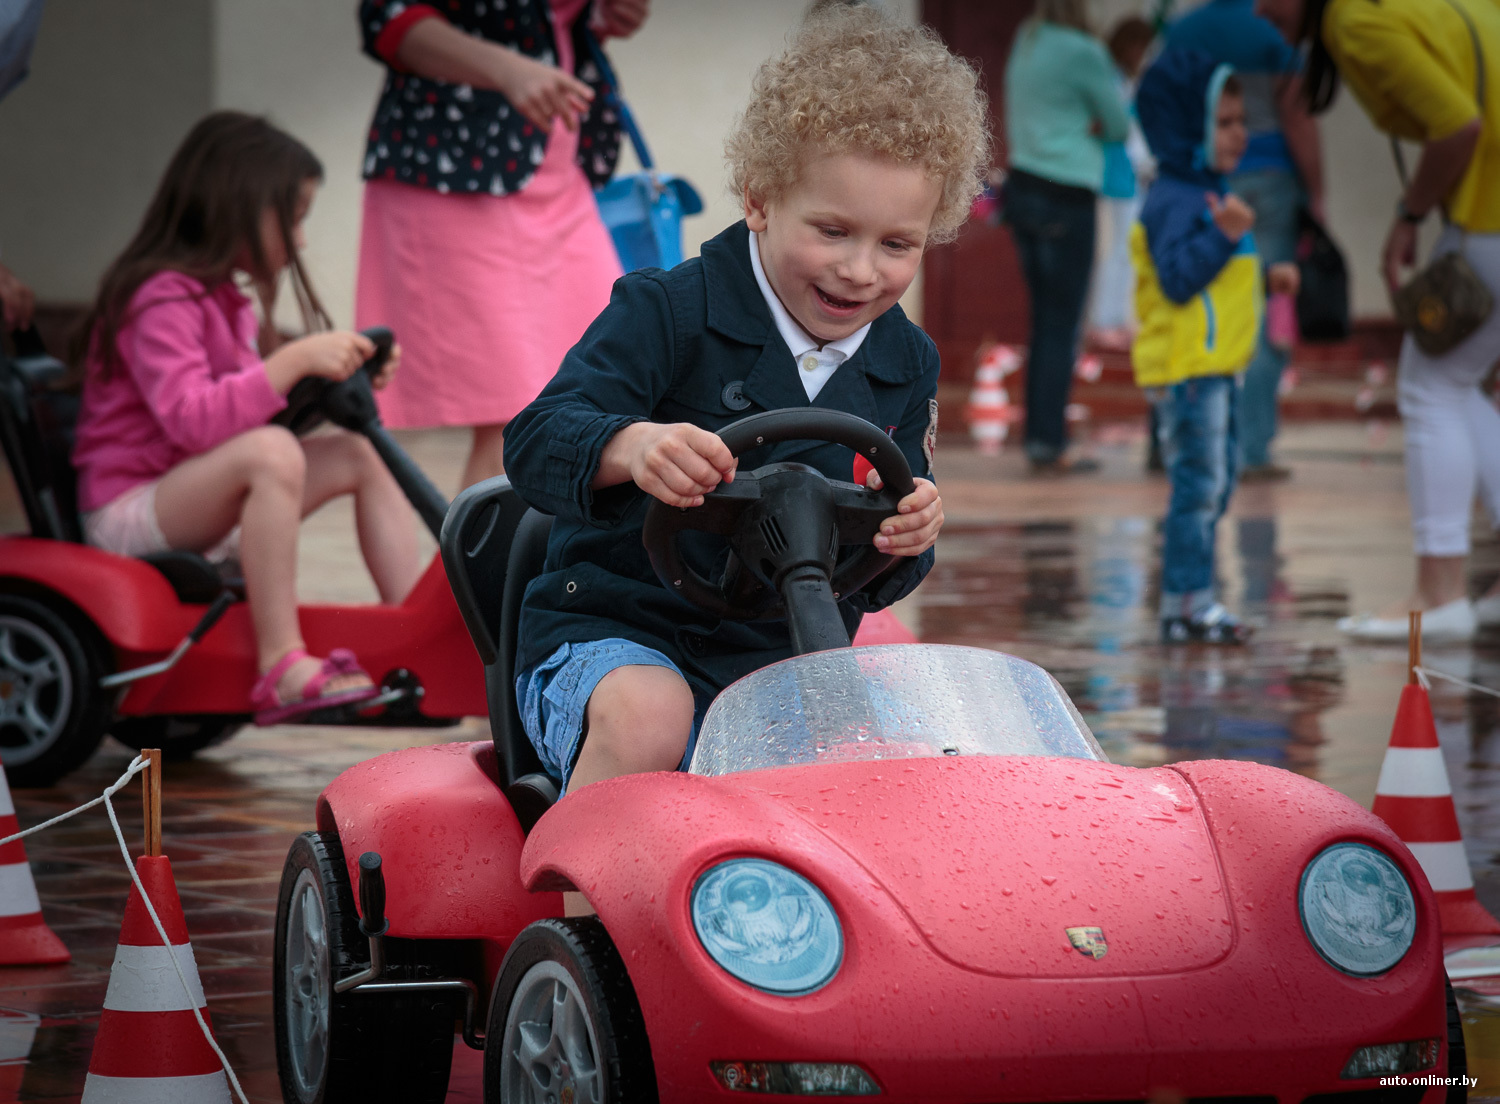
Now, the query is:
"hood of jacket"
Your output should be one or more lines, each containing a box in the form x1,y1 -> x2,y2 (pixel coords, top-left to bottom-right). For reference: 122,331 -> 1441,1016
1135,47 -> 1235,190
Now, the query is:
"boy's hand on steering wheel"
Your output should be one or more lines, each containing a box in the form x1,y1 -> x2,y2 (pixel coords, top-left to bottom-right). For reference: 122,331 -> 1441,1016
866,471 -> 942,556
603,421 -> 737,508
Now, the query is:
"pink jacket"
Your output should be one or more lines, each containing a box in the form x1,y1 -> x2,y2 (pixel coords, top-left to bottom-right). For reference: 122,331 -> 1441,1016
73,271 -> 287,512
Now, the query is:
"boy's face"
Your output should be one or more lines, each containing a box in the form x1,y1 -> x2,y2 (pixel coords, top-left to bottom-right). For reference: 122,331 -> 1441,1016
1212,91 -> 1248,174
744,151 -> 941,345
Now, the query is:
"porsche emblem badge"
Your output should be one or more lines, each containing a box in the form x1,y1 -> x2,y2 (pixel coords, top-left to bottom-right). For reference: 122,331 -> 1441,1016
1066,926 -> 1108,960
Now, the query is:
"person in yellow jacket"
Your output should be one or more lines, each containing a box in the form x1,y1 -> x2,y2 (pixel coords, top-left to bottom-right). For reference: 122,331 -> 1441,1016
1132,49 -> 1299,642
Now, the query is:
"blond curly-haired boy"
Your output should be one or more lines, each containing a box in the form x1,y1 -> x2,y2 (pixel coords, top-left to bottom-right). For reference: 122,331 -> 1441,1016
503,4 -> 990,871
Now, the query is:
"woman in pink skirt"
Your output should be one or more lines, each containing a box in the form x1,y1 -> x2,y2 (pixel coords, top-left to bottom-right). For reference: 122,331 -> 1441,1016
356,0 -> 648,486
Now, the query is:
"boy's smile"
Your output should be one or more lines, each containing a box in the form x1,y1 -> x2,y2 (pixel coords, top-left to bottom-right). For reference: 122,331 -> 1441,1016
744,151 -> 942,345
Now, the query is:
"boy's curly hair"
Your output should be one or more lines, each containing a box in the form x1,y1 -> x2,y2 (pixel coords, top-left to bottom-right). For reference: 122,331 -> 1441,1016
725,3 -> 991,246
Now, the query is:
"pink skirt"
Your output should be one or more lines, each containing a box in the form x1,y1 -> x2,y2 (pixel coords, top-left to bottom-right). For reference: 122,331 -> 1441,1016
356,129 -> 622,428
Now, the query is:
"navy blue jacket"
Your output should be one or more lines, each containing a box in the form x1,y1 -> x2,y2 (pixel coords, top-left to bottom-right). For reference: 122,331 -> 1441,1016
1135,48 -> 1244,304
504,220 -> 938,698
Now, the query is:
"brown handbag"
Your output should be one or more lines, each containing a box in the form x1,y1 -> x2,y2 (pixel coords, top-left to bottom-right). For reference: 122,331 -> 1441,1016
1389,0 -> 1494,356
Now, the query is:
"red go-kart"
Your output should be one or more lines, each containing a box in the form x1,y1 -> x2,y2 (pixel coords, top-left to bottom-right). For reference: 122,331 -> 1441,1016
0,327 -> 486,785
274,410 -> 1461,1103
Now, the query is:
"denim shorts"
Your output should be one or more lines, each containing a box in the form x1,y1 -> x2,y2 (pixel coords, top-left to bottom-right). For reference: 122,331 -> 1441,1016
515,639 -> 706,794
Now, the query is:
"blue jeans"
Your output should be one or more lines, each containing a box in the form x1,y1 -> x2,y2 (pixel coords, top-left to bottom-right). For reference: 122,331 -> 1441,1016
1003,170 -> 1097,462
1229,168 -> 1303,468
1151,376 -> 1239,618
516,639 -> 710,794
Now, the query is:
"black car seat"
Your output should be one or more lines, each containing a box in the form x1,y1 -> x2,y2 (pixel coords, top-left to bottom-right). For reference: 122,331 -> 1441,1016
0,329 -> 241,602
440,476 -> 559,831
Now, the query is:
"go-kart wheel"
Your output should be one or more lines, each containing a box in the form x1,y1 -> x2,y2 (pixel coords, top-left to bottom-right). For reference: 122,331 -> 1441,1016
1447,978 -> 1467,1102
0,592 -> 112,787
484,917 -> 656,1104
110,716 -> 243,761
273,830 -> 455,1104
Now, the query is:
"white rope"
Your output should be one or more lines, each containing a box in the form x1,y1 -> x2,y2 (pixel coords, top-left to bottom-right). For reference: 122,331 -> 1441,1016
1414,665 -> 1500,699
0,757 -> 150,848
101,766 -> 249,1104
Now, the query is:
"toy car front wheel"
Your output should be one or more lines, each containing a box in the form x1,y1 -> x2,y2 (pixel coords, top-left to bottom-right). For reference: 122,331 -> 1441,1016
485,917 -> 656,1104
273,830 -> 455,1104
0,593 -> 112,786
1448,978 -> 1467,1102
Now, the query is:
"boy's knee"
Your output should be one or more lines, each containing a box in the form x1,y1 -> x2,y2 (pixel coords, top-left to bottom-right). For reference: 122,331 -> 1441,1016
243,425 -> 306,488
585,665 -> 694,773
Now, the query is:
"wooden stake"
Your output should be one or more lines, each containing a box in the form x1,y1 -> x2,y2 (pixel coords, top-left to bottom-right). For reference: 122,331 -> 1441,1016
142,748 -> 162,858
1408,611 -> 1423,686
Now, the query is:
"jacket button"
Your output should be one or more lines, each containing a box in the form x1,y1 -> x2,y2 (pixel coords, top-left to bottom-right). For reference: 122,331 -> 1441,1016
721,381 -> 751,411
565,581 -> 577,594
685,634 -> 704,655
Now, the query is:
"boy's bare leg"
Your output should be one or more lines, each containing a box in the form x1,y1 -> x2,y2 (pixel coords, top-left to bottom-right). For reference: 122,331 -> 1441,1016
563,665 -> 696,917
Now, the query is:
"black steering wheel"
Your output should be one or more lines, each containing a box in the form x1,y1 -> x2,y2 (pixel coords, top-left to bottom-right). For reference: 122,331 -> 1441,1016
272,327 -> 394,436
642,409 -> 915,625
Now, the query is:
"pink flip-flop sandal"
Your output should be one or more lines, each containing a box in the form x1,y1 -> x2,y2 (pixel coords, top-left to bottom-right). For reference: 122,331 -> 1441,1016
251,648 -> 381,726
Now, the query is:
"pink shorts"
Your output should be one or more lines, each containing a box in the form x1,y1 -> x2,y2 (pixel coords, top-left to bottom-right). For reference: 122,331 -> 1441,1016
82,481 -> 239,562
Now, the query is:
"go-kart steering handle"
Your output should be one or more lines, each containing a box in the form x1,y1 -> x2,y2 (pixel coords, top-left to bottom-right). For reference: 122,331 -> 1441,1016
643,409 -> 917,652
275,326 -> 450,540
719,409 -> 916,500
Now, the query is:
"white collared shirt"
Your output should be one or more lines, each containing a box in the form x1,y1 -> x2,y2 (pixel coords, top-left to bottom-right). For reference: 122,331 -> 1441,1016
749,230 -> 872,402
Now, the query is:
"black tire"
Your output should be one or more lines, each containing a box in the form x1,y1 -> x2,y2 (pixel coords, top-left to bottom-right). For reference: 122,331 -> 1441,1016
273,830 -> 455,1104
1448,978 -> 1468,1103
0,592 -> 112,786
111,715 -> 244,761
484,916 -> 656,1104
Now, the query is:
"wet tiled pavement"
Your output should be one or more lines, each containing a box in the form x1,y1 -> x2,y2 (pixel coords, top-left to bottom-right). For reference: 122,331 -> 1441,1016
3,421 -> 1500,1101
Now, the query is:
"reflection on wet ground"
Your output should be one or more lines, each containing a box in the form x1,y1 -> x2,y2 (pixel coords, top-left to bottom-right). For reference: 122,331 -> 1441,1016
4,422 -> 1500,1100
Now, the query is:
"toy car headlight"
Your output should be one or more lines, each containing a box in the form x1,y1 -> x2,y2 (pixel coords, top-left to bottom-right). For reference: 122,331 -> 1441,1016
692,859 -> 843,996
1299,842 -> 1416,976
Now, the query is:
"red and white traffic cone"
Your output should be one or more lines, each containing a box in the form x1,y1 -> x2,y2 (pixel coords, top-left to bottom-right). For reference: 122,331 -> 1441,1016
967,343 -> 1018,456
1371,614 -> 1500,940
0,760 -> 69,966
81,854 -> 230,1103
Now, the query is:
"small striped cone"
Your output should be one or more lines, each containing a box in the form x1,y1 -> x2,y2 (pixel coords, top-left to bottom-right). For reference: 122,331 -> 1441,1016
0,759 -> 69,965
1371,683 -> 1500,936
82,855 -> 230,1103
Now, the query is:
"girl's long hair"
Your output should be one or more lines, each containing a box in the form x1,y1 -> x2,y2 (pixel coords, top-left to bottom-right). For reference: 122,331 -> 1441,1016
75,111 -> 330,375
1300,0 -> 1340,114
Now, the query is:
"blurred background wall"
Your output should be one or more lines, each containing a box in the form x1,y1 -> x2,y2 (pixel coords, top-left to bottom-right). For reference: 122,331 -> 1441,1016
0,0 -> 1405,336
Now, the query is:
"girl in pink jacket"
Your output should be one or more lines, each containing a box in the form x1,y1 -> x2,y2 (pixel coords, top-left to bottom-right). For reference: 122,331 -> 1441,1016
72,112 -> 421,723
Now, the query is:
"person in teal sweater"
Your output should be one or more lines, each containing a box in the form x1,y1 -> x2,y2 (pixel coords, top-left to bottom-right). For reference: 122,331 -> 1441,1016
1003,0 -> 1130,473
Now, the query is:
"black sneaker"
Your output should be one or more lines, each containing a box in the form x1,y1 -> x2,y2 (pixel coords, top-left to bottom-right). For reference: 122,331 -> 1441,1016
1161,603 -> 1253,644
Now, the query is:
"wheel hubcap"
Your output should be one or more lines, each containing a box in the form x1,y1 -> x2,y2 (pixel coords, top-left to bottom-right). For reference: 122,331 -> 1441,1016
0,616 -> 72,763
503,960 -> 604,1104
284,868 -> 331,1100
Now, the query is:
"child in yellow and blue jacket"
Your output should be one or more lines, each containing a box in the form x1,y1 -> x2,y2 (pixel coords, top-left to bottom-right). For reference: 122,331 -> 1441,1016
1132,49 -> 1299,643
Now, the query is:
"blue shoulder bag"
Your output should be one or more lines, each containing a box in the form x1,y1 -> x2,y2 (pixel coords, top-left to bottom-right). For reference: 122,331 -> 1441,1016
585,32 -> 703,272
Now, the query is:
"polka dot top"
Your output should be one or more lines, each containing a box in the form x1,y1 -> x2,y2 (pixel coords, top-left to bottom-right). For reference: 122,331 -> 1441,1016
359,0 -> 623,195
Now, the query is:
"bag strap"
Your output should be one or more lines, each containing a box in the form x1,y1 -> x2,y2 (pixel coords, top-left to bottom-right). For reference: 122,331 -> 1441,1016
1389,0 -> 1486,223
582,28 -> 654,171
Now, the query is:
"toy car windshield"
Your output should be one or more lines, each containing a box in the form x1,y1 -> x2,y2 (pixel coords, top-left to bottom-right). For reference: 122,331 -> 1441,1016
689,643 -> 1107,776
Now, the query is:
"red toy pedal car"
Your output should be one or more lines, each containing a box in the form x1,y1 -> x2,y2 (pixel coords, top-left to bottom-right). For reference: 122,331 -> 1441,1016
0,327 -> 487,785
276,411 -> 1461,1103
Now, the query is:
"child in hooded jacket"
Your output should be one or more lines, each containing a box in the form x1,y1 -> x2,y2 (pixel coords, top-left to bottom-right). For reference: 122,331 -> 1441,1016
1131,49 -> 1299,643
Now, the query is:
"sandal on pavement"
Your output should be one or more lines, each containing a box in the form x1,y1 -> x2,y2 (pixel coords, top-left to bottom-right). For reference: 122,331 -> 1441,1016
251,648 -> 380,726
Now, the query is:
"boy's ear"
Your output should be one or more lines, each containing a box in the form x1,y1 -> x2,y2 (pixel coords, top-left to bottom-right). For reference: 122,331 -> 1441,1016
743,184 -> 770,233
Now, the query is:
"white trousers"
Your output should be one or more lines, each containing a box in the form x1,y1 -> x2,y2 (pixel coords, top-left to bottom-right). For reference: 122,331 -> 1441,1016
1397,226 -> 1500,557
